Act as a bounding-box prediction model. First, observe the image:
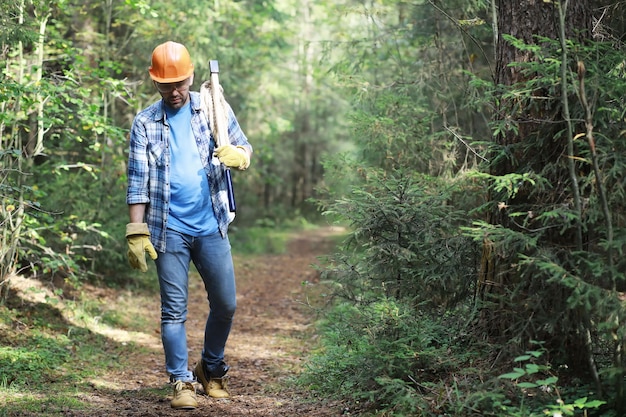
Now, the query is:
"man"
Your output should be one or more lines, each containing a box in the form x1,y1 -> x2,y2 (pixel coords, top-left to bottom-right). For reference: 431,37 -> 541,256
125,41 -> 252,410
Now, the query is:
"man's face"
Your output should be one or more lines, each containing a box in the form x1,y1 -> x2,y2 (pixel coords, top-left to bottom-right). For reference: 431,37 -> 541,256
154,75 -> 193,109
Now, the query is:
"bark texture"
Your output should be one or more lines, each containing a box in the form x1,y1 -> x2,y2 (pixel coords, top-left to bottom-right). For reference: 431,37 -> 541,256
496,0 -> 592,87
479,0 -> 594,344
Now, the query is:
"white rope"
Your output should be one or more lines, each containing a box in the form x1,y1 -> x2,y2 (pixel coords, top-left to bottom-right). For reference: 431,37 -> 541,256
200,80 -> 228,147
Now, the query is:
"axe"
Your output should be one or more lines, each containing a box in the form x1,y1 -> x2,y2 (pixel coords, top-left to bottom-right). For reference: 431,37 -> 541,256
208,60 -> 236,212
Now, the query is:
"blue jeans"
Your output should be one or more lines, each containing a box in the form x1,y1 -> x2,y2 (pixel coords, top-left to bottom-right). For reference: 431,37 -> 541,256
154,229 -> 236,382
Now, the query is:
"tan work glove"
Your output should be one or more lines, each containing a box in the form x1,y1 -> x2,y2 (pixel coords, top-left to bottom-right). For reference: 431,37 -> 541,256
215,145 -> 250,170
126,223 -> 158,272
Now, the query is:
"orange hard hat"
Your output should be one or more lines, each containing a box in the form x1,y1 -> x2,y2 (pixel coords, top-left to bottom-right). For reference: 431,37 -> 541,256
148,41 -> 194,83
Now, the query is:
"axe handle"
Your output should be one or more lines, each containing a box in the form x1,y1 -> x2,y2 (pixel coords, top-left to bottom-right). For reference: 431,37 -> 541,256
209,60 -> 236,212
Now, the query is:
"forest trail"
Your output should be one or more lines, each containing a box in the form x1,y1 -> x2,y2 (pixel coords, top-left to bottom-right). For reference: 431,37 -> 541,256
65,227 -> 345,417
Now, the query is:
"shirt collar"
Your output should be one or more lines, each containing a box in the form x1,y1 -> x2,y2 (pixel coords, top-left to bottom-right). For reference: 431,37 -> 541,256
151,91 -> 202,122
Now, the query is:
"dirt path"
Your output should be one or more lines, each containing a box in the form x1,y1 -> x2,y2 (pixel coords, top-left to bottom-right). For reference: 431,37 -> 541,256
68,227 -> 345,416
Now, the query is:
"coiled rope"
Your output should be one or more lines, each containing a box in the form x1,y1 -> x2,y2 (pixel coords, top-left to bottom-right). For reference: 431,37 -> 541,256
200,80 -> 228,147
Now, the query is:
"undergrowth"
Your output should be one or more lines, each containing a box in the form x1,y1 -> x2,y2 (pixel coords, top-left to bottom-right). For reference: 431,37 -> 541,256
298,299 -> 468,416
0,283 -> 152,416
229,216 -> 317,255
301,170 -> 611,416
299,295 -> 610,416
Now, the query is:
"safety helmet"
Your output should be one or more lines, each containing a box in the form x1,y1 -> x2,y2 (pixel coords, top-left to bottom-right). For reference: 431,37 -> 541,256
148,41 -> 194,83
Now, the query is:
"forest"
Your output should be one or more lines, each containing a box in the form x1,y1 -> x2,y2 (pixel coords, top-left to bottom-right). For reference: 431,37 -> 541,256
2,0 -> 626,416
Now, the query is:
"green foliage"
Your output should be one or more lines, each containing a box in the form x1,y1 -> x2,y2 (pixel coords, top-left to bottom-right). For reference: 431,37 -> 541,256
229,225 -> 289,255
349,87 -> 434,173
496,348 -> 606,417
0,296 -> 116,388
302,171 -> 480,414
0,335 -> 70,386
324,172 -> 477,308
462,18 -> 626,413
302,2 -> 495,414
2,0 -> 626,414
0,0 -> 141,292
299,299 -> 455,415
304,1 -> 626,415
230,214 -> 319,255
0,278 -> 157,416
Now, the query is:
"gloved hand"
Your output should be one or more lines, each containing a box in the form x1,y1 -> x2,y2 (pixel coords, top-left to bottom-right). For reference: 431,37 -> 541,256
215,145 -> 250,170
126,223 -> 158,272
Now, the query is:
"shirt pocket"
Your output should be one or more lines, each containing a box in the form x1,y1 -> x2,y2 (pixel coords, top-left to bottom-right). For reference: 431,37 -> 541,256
147,141 -> 166,167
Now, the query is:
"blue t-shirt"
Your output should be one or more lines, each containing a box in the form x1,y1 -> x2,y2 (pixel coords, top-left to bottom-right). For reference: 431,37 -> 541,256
165,102 -> 219,236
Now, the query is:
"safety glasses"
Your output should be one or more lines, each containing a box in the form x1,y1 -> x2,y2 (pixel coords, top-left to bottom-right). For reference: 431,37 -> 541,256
154,78 -> 191,94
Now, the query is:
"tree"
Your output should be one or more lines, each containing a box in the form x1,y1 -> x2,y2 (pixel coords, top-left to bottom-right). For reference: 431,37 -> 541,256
480,0 -> 592,335
473,0 -> 626,409
1,0 -> 55,296
1,0 -> 135,295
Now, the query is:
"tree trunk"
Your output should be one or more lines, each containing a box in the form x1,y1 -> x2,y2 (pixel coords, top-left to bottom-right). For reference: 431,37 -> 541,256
495,1 -> 591,87
480,0 -> 594,354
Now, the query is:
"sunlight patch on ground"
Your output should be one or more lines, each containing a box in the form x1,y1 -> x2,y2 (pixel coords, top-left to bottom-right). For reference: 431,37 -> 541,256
8,274 -> 161,349
86,377 -> 128,391
0,389 -> 41,402
230,334 -> 293,359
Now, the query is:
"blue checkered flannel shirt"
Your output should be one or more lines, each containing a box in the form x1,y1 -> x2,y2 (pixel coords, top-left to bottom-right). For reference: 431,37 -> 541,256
126,91 -> 252,252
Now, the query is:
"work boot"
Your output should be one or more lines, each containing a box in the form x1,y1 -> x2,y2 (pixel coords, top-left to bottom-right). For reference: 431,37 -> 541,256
171,380 -> 198,409
194,359 -> 230,398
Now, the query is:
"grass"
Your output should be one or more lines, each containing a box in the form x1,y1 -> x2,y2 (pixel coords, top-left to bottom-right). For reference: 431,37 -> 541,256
0,389 -> 87,416
230,225 -> 294,255
0,275 -> 159,416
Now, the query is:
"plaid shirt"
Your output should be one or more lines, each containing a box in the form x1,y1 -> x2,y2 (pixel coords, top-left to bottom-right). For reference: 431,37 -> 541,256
126,91 -> 252,252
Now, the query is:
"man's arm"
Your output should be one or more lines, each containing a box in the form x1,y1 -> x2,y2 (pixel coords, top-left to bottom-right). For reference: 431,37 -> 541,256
129,203 -> 147,223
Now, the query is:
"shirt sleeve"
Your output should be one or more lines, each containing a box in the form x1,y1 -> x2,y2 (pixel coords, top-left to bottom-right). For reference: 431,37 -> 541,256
126,115 -> 151,206
226,103 -> 253,155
